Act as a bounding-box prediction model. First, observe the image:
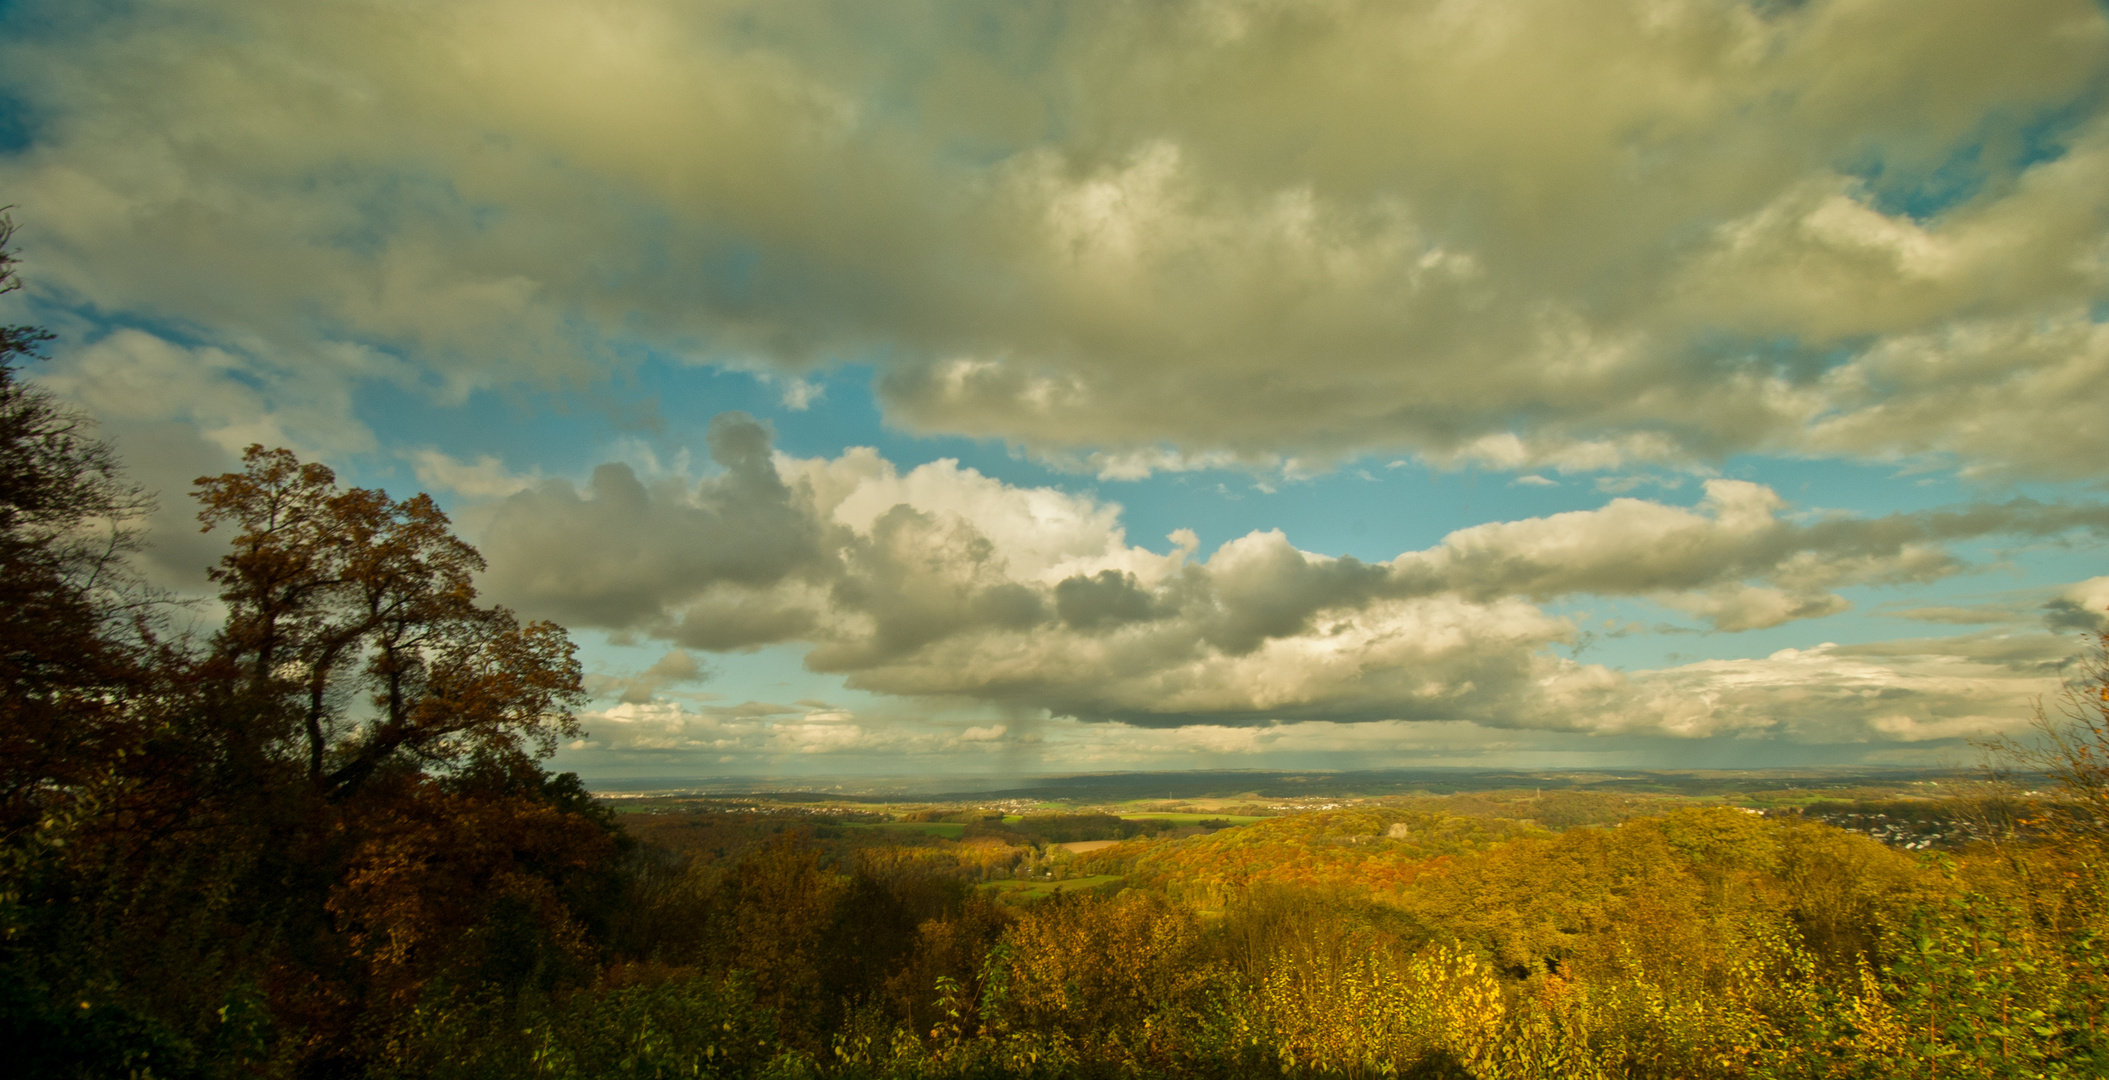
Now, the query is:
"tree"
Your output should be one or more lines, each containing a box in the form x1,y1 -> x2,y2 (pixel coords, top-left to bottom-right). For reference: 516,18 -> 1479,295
1984,614 -> 2109,845
194,446 -> 585,800
0,208 -> 155,853
0,212 -> 221,1080
182,449 -> 607,1069
0,210 -> 619,1075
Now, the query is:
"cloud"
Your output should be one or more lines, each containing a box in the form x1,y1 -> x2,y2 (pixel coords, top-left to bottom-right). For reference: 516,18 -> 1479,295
4,0 -> 2106,477
30,327 -> 383,460
586,649 -> 710,705
406,449 -> 542,499
2045,576 -> 2109,633
779,377 -> 824,411
567,628 -> 2074,763
1386,479 -> 2109,629
477,416 -> 2106,739
573,698 -> 1012,762
1883,604 -> 2021,626
1801,312 -> 2109,481
475,412 -> 826,633
1609,634 -> 2076,742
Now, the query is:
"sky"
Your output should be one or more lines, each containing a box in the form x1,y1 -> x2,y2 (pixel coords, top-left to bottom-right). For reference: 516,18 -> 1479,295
3,0 -> 2109,785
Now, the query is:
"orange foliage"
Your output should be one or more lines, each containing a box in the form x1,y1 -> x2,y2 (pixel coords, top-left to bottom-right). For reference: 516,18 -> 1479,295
325,782 -> 616,1006
194,445 -> 584,800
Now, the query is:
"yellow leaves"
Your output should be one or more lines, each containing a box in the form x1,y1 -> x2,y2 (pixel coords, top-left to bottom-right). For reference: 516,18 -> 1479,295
1844,955 -> 1909,1060
997,891 -> 1203,1038
1117,807 -> 1548,906
1242,935 -> 1509,1078
1410,946 -> 1507,1068
1655,805 -> 1784,872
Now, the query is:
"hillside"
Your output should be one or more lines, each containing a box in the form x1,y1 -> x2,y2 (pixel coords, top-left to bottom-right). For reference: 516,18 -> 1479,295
1077,806 -> 1550,905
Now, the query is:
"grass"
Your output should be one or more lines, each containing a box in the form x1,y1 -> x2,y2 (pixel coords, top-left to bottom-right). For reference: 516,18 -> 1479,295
1118,813 -> 1269,825
980,875 -> 1127,901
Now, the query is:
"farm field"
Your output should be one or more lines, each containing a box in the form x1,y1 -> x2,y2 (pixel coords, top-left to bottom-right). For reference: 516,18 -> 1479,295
1118,812 -> 1270,825
1057,839 -> 1120,853
979,874 -> 1127,902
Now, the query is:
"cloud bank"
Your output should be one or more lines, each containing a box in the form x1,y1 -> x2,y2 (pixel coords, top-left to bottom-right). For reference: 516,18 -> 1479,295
4,0 -> 2107,477
480,414 -> 2103,744
8,0 -> 2106,773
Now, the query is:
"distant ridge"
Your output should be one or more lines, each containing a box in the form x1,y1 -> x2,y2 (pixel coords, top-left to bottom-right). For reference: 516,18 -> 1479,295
589,765 -> 1981,802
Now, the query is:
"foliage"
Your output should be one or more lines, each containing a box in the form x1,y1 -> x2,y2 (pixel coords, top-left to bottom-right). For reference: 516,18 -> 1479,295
368,966 -> 781,1080
0,223 -> 616,1076
0,207 -> 159,886
195,445 -> 585,799
1081,806 -> 1550,907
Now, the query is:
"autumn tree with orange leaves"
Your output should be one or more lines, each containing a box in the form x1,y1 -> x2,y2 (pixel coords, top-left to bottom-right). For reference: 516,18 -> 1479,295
176,448 -> 620,1070
2,376 -> 617,1074
194,446 -> 585,799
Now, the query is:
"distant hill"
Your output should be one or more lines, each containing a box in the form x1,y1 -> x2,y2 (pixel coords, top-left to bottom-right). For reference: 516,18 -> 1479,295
1077,806 -> 1550,906
589,765 -> 1986,803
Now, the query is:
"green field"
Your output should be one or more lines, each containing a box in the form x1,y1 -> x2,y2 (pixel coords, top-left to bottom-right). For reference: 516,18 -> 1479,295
1118,813 -> 1269,825
980,875 -> 1126,901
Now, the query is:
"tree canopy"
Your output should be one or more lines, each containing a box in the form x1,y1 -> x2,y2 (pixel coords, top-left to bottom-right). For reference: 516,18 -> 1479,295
195,445 -> 584,799
0,209 -> 155,859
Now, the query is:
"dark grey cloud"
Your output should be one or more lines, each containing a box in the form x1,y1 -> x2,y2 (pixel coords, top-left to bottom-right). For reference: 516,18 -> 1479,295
1053,569 -> 1162,632
476,412 -> 826,631
2043,577 -> 2109,634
